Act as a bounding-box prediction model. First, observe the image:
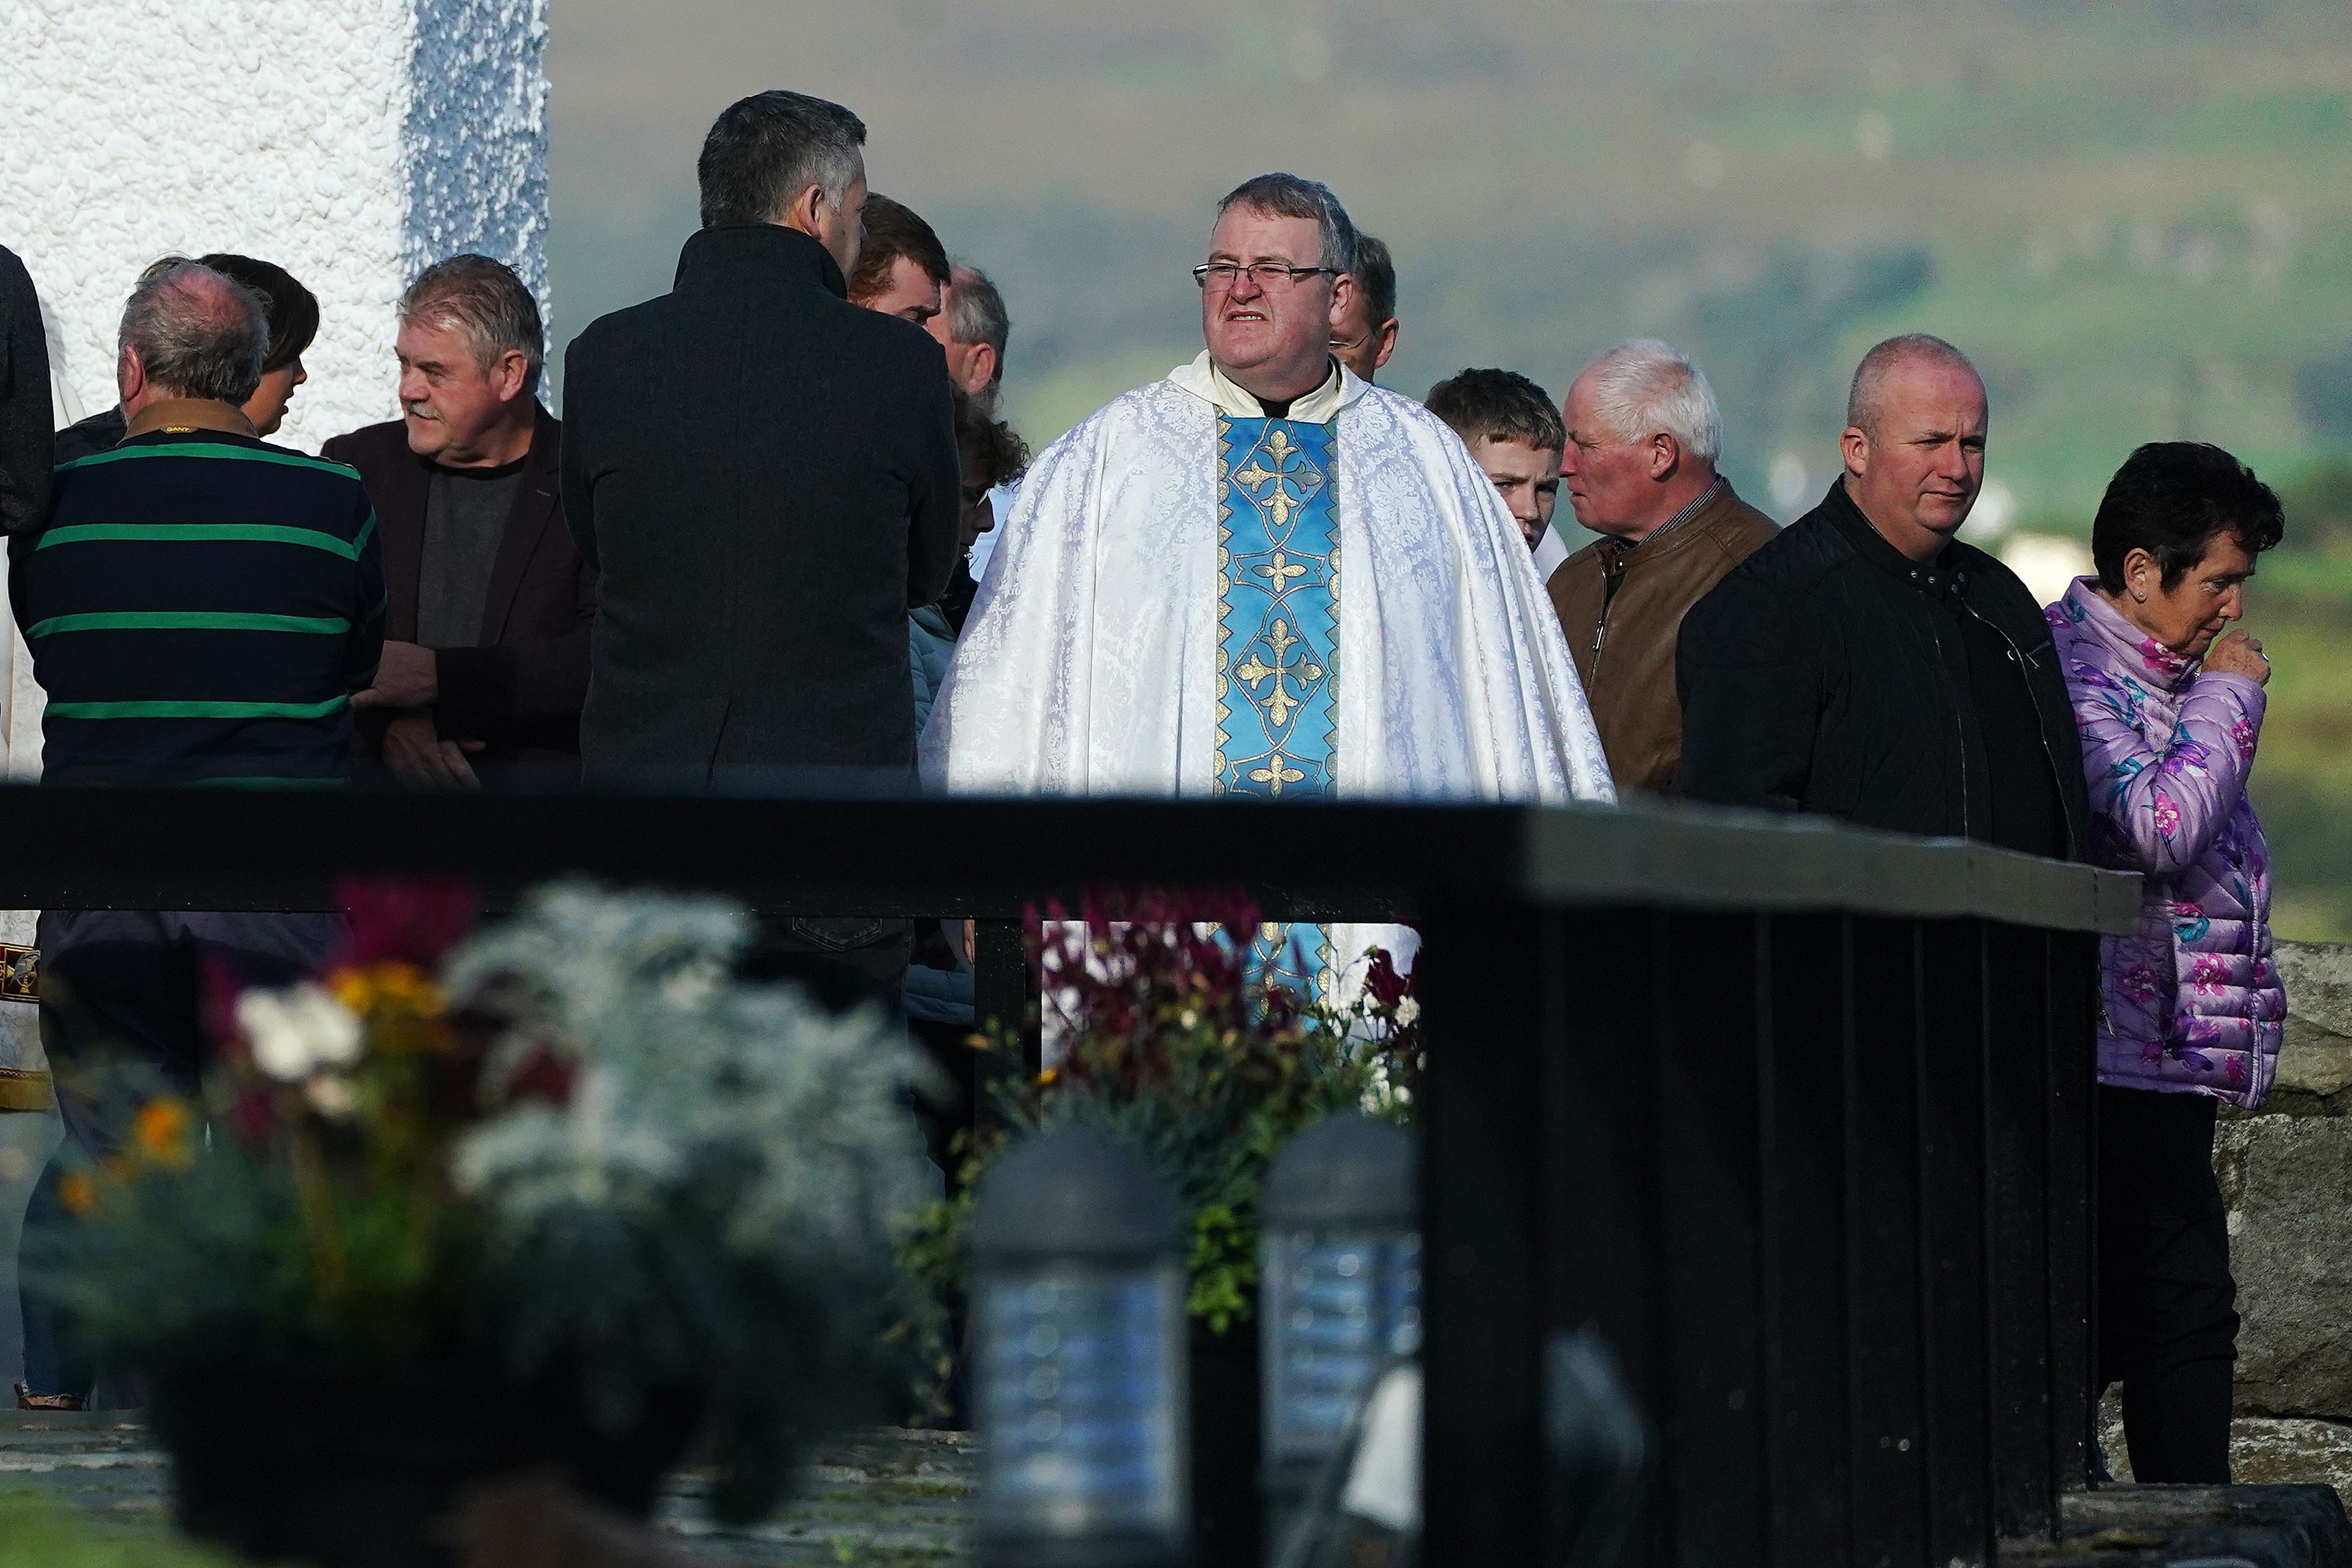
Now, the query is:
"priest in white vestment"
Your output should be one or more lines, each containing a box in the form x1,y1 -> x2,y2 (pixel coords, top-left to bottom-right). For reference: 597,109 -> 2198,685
920,174 -> 1613,992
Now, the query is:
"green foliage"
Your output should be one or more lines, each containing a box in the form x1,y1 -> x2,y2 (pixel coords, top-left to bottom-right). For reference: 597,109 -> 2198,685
0,1494 -> 253,1568
903,900 -> 1418,1368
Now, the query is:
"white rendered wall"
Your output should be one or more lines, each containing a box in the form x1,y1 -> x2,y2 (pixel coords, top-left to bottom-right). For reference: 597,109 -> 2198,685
0,0 -> 550,455
0,0 -> 549,782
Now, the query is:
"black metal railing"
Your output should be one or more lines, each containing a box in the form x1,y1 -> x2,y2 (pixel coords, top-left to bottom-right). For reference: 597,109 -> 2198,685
0,787 -> 2137,1567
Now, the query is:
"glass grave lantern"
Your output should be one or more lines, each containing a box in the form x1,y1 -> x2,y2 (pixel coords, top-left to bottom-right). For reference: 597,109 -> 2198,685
1258,1112 -> 1422,1557
970,1128 -> 1190,1568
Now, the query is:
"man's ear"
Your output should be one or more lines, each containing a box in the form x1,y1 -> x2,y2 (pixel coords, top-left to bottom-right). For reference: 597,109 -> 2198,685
495,349 -> 531,405
117,343 -> 145,406
967,341 -> 1000,400
1649,432 -> 1682,482
1840,425 -> 1871,479
1373,317 -> 1399,372
1328,273 -> 1356,331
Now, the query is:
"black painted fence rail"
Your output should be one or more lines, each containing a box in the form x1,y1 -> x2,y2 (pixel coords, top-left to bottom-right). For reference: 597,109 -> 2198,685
0,786 -> 2138,1567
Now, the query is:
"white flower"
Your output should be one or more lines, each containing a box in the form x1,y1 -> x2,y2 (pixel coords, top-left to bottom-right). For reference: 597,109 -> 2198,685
1394,998 -> 1421,1027
304,1074 -> 358,1119
237,984 -> 363,1082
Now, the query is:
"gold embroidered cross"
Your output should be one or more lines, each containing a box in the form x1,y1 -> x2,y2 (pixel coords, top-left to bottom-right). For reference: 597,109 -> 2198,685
1250,758 -> 1307,794
1257,552 -> 1307,590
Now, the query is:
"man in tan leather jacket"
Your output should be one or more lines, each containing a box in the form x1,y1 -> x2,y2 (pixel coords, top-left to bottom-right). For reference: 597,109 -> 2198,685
1547,339 -> 1776,796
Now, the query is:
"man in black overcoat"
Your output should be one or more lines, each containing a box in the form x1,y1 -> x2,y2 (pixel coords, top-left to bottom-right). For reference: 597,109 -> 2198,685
560,90 -> 960,791
560,91 -> 961,1006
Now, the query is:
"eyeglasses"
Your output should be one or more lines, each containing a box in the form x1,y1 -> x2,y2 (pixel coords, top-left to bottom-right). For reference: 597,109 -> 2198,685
1193,261 -> 1339,292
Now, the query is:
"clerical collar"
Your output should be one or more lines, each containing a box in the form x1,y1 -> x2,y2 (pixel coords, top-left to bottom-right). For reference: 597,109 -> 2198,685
1172,351 -> 1352,423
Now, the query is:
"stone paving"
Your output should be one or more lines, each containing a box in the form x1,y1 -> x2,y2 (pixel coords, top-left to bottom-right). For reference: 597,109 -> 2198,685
0,1412 -> 976,1565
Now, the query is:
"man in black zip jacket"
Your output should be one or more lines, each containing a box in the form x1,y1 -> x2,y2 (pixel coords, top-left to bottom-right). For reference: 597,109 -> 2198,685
1677,334 -> 2089,860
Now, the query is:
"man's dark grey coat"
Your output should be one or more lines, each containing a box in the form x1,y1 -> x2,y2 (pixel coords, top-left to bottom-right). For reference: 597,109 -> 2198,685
561,223 -> 961,787
0,244 -> 54,536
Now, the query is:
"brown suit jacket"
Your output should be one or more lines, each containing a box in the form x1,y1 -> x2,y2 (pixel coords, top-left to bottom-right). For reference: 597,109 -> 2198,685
322,404 -> 593,784
1548,480 -> 1777,796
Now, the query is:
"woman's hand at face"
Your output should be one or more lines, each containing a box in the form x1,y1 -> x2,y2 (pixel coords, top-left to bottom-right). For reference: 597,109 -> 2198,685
2204,628 -> 2271,687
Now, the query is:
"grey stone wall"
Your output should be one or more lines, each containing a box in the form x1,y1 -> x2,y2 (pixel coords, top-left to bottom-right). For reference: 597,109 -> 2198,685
2224,942 -> 2352,1423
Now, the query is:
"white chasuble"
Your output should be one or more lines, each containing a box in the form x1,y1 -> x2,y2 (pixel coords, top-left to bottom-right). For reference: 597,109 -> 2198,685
918,353 -> 1616,994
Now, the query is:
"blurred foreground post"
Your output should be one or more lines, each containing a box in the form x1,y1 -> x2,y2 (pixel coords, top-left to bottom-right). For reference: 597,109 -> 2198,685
970,1128 -> 1189,1568
1259,1112 -> 1420,1560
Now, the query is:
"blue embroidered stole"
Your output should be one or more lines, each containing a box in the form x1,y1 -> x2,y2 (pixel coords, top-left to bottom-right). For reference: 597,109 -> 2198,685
1215,414 -> 1338,999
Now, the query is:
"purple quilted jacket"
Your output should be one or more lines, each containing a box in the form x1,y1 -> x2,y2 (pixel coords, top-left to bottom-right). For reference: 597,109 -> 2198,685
2047,577 -> 2283,1108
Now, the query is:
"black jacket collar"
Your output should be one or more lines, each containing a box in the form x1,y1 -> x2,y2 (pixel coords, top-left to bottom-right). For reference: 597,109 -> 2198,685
1820,479 -> 1972,596
674,224 -> 847,299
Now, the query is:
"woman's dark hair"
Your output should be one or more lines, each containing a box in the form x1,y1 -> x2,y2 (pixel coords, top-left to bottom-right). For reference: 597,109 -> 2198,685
2092,441 -> 2285,594
195,253 -> 319,372
954,390 -> 1028,491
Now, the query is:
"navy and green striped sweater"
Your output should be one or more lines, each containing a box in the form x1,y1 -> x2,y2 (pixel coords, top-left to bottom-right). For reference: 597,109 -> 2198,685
9,426 -> 387,786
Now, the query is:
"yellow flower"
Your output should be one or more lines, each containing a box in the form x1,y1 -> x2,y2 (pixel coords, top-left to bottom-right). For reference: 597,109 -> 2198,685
328,962 -> 440,1017
1036,1067 -> 1060,1087
133,1097 -> 196,1169
57,1171 -> 96,1217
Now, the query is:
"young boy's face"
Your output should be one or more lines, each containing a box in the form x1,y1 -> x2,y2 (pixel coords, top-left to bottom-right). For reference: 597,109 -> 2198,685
1467,437 -> 1564,550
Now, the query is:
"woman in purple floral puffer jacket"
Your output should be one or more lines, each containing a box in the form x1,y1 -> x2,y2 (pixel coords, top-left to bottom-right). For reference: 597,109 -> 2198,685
2049,442 -> 2285,1486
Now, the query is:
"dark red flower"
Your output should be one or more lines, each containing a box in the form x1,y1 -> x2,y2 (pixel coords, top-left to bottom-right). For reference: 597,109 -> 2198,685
336,878 -> 479,970
1363,947 -> 1409,1008
197,951 -> 250,1055
228,1088 -> 275,1147
505,1046 -> 579,1108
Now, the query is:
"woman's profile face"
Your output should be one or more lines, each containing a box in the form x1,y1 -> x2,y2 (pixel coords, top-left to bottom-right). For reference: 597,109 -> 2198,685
243,355 -> 307,437
2123,532 -> 2257,658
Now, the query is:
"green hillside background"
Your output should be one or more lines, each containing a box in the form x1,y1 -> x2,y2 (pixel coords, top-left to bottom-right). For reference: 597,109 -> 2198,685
549,0 -> 2352,939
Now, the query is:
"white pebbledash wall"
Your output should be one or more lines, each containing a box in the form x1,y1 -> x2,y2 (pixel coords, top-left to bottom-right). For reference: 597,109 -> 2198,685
0,0 -> 550,777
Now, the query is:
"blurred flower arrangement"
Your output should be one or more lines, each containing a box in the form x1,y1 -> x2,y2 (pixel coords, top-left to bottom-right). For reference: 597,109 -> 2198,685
29,880 -> 931,1524
903,889 -> 1420,1364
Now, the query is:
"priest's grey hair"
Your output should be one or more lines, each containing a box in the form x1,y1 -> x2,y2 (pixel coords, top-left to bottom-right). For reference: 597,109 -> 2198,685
1216,173 -> 1359,275
1846,333 -> 1981,438
1580,338 -> 1722,465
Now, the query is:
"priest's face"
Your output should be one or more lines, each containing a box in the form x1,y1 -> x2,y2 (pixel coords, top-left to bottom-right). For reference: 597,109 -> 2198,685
1201,206 -> 1344,403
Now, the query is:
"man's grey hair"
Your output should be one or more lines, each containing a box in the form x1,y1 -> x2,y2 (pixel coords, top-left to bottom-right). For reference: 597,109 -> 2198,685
119,261 -> 267,405
399,254 -> 545,392
1847,333 -> 1981,437
1216,173 -> 1359,275
698,90 -> 867,228
1578,338 -> 1722,465
946,262 -> 1008,387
